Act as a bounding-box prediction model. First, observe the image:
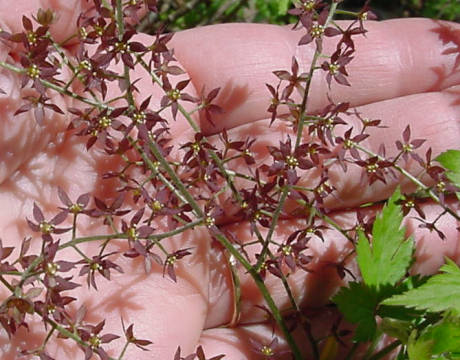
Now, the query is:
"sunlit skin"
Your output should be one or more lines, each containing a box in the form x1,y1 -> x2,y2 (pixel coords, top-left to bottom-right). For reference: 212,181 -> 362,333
0,1 -> 459,359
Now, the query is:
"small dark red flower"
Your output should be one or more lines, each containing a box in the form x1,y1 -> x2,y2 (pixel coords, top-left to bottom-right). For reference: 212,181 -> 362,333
27,203 -> 70,242
78,319 -> 120,360
395,125 -> 426,162
163,248 -> 192,282
160,77 -> 196,120
78,252 -> 123,290
122,320 -> 153,351
321,48 -> 354,88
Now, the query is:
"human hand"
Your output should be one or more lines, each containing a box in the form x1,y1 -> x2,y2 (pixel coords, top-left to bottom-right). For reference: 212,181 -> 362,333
0,1 -> 459,359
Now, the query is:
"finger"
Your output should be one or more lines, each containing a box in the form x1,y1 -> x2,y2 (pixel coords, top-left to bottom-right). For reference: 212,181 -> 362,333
202,84 -> 460,213
326,84 -> 460,208
170,19 -> 460,133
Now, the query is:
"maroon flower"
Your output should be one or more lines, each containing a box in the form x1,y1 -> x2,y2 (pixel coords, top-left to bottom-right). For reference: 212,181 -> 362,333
14,95 -> 64,126
273,57 -> 309,101
121,207 -> 154,242
163,248 -> 192,282
78,252 -> 123,290
355,156 -> 394,185
266,136 -> 318,185
335,127 -> 369,170
298,8 -> 340,50
78,319 -> 120,360
321,48 -> 354,87
197,86 -> 223,126
122,320 -> 153,351
19,55 -> 60,95
160,77 -> 197,120
395,125 -> 425,163
57,187 -> 91,216
289,0 -> 327,25
276,233 -> 312,273
27,203 -> 70,242
90,194 -> 130,223
266,82 -> 282,125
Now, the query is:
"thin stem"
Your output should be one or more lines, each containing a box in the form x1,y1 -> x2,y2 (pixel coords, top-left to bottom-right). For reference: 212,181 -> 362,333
116,0 -> 135,107
0,275 -> 14,292
255,187 -> 289,270
335,9 -> 360,17
146,138 -> 203,216
147,219 -> 203,242
117,341 -> 130,360
295,2 -> 338,148
0,61 -> 110,110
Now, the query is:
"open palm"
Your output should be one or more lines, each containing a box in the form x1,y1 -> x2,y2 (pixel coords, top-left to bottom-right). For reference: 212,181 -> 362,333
0,1 -> 459,359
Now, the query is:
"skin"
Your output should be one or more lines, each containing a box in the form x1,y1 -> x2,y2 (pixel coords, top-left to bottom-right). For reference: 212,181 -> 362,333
0,1 -> 459,359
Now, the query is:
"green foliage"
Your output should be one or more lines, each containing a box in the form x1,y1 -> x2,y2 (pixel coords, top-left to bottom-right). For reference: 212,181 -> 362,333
383,258 -> 460,313
332,189 -> 460,358
437,150 -> 460,200
407,317 -> 460,359
334,189 -> 415,341
422,0 -> 460,21
142,0 -> 460,33
364,0 -> 459,21
145,0 -> 295,32
333,282 -> 379,341
356,188 -> 414,289
406,330 -> 433,360
380,260 -> 460,359
253,0 -> 291,23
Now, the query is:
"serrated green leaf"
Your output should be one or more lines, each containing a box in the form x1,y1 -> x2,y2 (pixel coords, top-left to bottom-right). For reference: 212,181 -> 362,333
332,282 -> 378,342
436,150 -> 460,172
356,188 -> 414,288
383,258 -> 460,313
436,150 -> 460,193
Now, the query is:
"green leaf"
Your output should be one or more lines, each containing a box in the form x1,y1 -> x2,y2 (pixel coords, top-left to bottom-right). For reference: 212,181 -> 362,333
425,318 -> 460,354
333,282 -> 378,342
436,150 -> 460,174
436,150 -> 460,199
407,330 -> 433,360
278,0 -> 290,15
356,188 -> 414,288
407,316 -> 460,360
383,258 -> 460,313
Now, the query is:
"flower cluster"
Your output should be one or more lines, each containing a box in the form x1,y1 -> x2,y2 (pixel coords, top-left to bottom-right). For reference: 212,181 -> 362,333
0,1 -> 458,360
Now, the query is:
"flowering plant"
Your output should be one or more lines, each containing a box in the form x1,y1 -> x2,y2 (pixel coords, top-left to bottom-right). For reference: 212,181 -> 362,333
0,1 -> 459,359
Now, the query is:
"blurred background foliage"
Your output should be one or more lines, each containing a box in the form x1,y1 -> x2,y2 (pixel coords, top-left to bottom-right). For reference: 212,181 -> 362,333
138,0 -> 460,33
